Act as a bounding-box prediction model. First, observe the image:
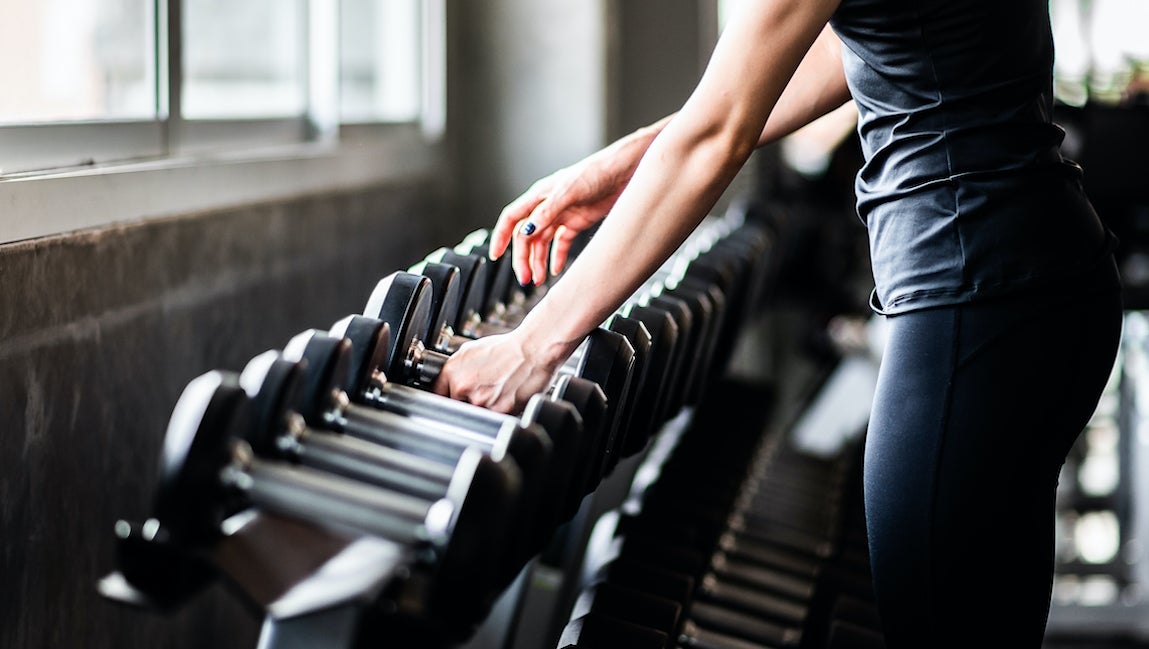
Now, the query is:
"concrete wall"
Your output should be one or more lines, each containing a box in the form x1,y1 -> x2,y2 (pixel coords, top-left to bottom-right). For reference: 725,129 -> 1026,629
452,0 -> 610,224
605,0 -> 715,139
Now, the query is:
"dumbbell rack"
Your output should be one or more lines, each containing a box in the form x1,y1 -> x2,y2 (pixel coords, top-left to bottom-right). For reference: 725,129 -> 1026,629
539,369 -> 885,649
96,203 -> 778,649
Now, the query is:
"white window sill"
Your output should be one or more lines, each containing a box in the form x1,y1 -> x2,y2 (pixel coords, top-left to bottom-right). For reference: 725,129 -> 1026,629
0,123 -> 441,246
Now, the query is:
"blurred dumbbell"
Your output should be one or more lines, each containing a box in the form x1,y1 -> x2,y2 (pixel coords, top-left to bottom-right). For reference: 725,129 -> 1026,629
140,370 -> 505,632
276,326 -> 575,580
237,348 -> 527,598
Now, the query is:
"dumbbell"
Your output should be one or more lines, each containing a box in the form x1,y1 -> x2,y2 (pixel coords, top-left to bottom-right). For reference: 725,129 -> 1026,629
422,256 -> 684,457
421,246 -> 491,335
568,581 -> 683,644
591,462 -> 867,646
637,220 -> 769,357
236,347 -> 525,602
664,227 -> 771,383
567,560 -> 806,649
588,515 -> 818,616
471,215 -> 738,323
636,258 -> 730,407
325,314 -> 602,534
412,255 -> 648,452
362,270 -> 638,483
440,230 -> 733,428
582,542 -> 811,649
145,370 -> 503,633
453,229 -> 542,321
275,326 -> 572,580
557,611 -> 670,649
562,578 -> 807,649
410,259 -> 674,464
442,223 -> 748,444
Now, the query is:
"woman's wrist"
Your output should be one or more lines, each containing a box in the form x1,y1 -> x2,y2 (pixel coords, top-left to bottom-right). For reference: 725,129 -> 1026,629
595,115 -> 671,182
514,303 -> 586,370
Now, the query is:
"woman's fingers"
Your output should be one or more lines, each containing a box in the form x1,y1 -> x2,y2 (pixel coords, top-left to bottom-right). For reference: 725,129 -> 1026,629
491,181 -> 550,260
512,221 -> 556,286
431,334 -> 552,415
529,225 -> 554,285
516,183 -> 567,246
430,364 -> 457,399
550,226 -> 578,276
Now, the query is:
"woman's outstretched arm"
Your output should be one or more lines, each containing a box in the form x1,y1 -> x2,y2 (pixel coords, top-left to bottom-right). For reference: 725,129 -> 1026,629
434,0 -> 844,414
488,22 -> 850,286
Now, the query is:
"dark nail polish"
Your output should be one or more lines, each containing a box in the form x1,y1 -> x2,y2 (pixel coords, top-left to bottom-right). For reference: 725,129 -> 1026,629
520,222 -> 537,236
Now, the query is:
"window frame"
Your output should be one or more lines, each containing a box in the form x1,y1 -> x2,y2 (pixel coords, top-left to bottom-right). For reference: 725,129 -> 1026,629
0,0 -> 446,245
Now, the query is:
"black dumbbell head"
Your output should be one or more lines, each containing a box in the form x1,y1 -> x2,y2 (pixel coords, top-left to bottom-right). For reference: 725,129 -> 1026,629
574,328 -> 636,476
626,304 -> 680,431
411,260 -> 463,344
427,446 -> 524,629
329,314 -> 391,397
363,271 -> 434,381
237,349 -> 305,457
519,395 -> 583,536
646,294 -> 693,420
282,329 -> 354,425
558,612 -> 669,649
605,315 -> 654,460
102,518 -> 219,613
674,278 -> 727,395
456,230 -> 516,316
550,374 -> 610,495
154,371 -> 251,544
428,248 -> 490,331
658,284 -> 713,407
570,581 -> 682,639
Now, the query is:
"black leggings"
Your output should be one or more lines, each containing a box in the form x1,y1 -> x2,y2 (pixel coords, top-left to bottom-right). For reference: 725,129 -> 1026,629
864,263 -> 1124,648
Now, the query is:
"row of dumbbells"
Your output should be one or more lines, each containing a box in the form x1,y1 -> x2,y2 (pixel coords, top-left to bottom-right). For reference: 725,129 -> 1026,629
99,211 -> 774,648
556,382 -> 887,649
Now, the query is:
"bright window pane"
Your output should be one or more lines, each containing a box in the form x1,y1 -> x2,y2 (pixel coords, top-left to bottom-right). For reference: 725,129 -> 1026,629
0,0 -> 156,124
340,0 -> 421,123
183,0 -> 307,119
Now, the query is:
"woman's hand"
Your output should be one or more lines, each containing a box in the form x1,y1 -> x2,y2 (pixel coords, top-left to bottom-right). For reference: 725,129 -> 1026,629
489,117 -> 673,287
430,329 -> 569,415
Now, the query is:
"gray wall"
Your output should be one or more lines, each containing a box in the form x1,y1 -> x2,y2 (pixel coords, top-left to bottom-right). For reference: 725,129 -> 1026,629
451,0 -> 610,223
606,0 -> 715,139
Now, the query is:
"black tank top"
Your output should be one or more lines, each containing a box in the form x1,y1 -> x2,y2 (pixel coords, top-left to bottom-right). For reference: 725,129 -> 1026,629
829,0 -> 1117,314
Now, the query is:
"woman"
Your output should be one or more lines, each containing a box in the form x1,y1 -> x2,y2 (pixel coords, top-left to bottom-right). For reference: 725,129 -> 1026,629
433,0 -> 1123,646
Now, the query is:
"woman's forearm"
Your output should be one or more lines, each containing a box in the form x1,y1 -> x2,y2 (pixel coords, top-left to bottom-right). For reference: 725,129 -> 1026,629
759,24 -> 852,146
516,0 -> 843,362
517,121 -> 755,363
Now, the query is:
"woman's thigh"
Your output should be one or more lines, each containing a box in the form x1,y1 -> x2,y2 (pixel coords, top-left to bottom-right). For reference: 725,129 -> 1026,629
864,285 -> 1123,648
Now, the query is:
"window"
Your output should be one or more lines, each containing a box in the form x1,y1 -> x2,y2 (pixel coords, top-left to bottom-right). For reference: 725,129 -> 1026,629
0,0 -> 157,124
0,0 -> 441,175
340,0 -> 421,124
0,0 -> 445,246
183,0 -> 308,119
